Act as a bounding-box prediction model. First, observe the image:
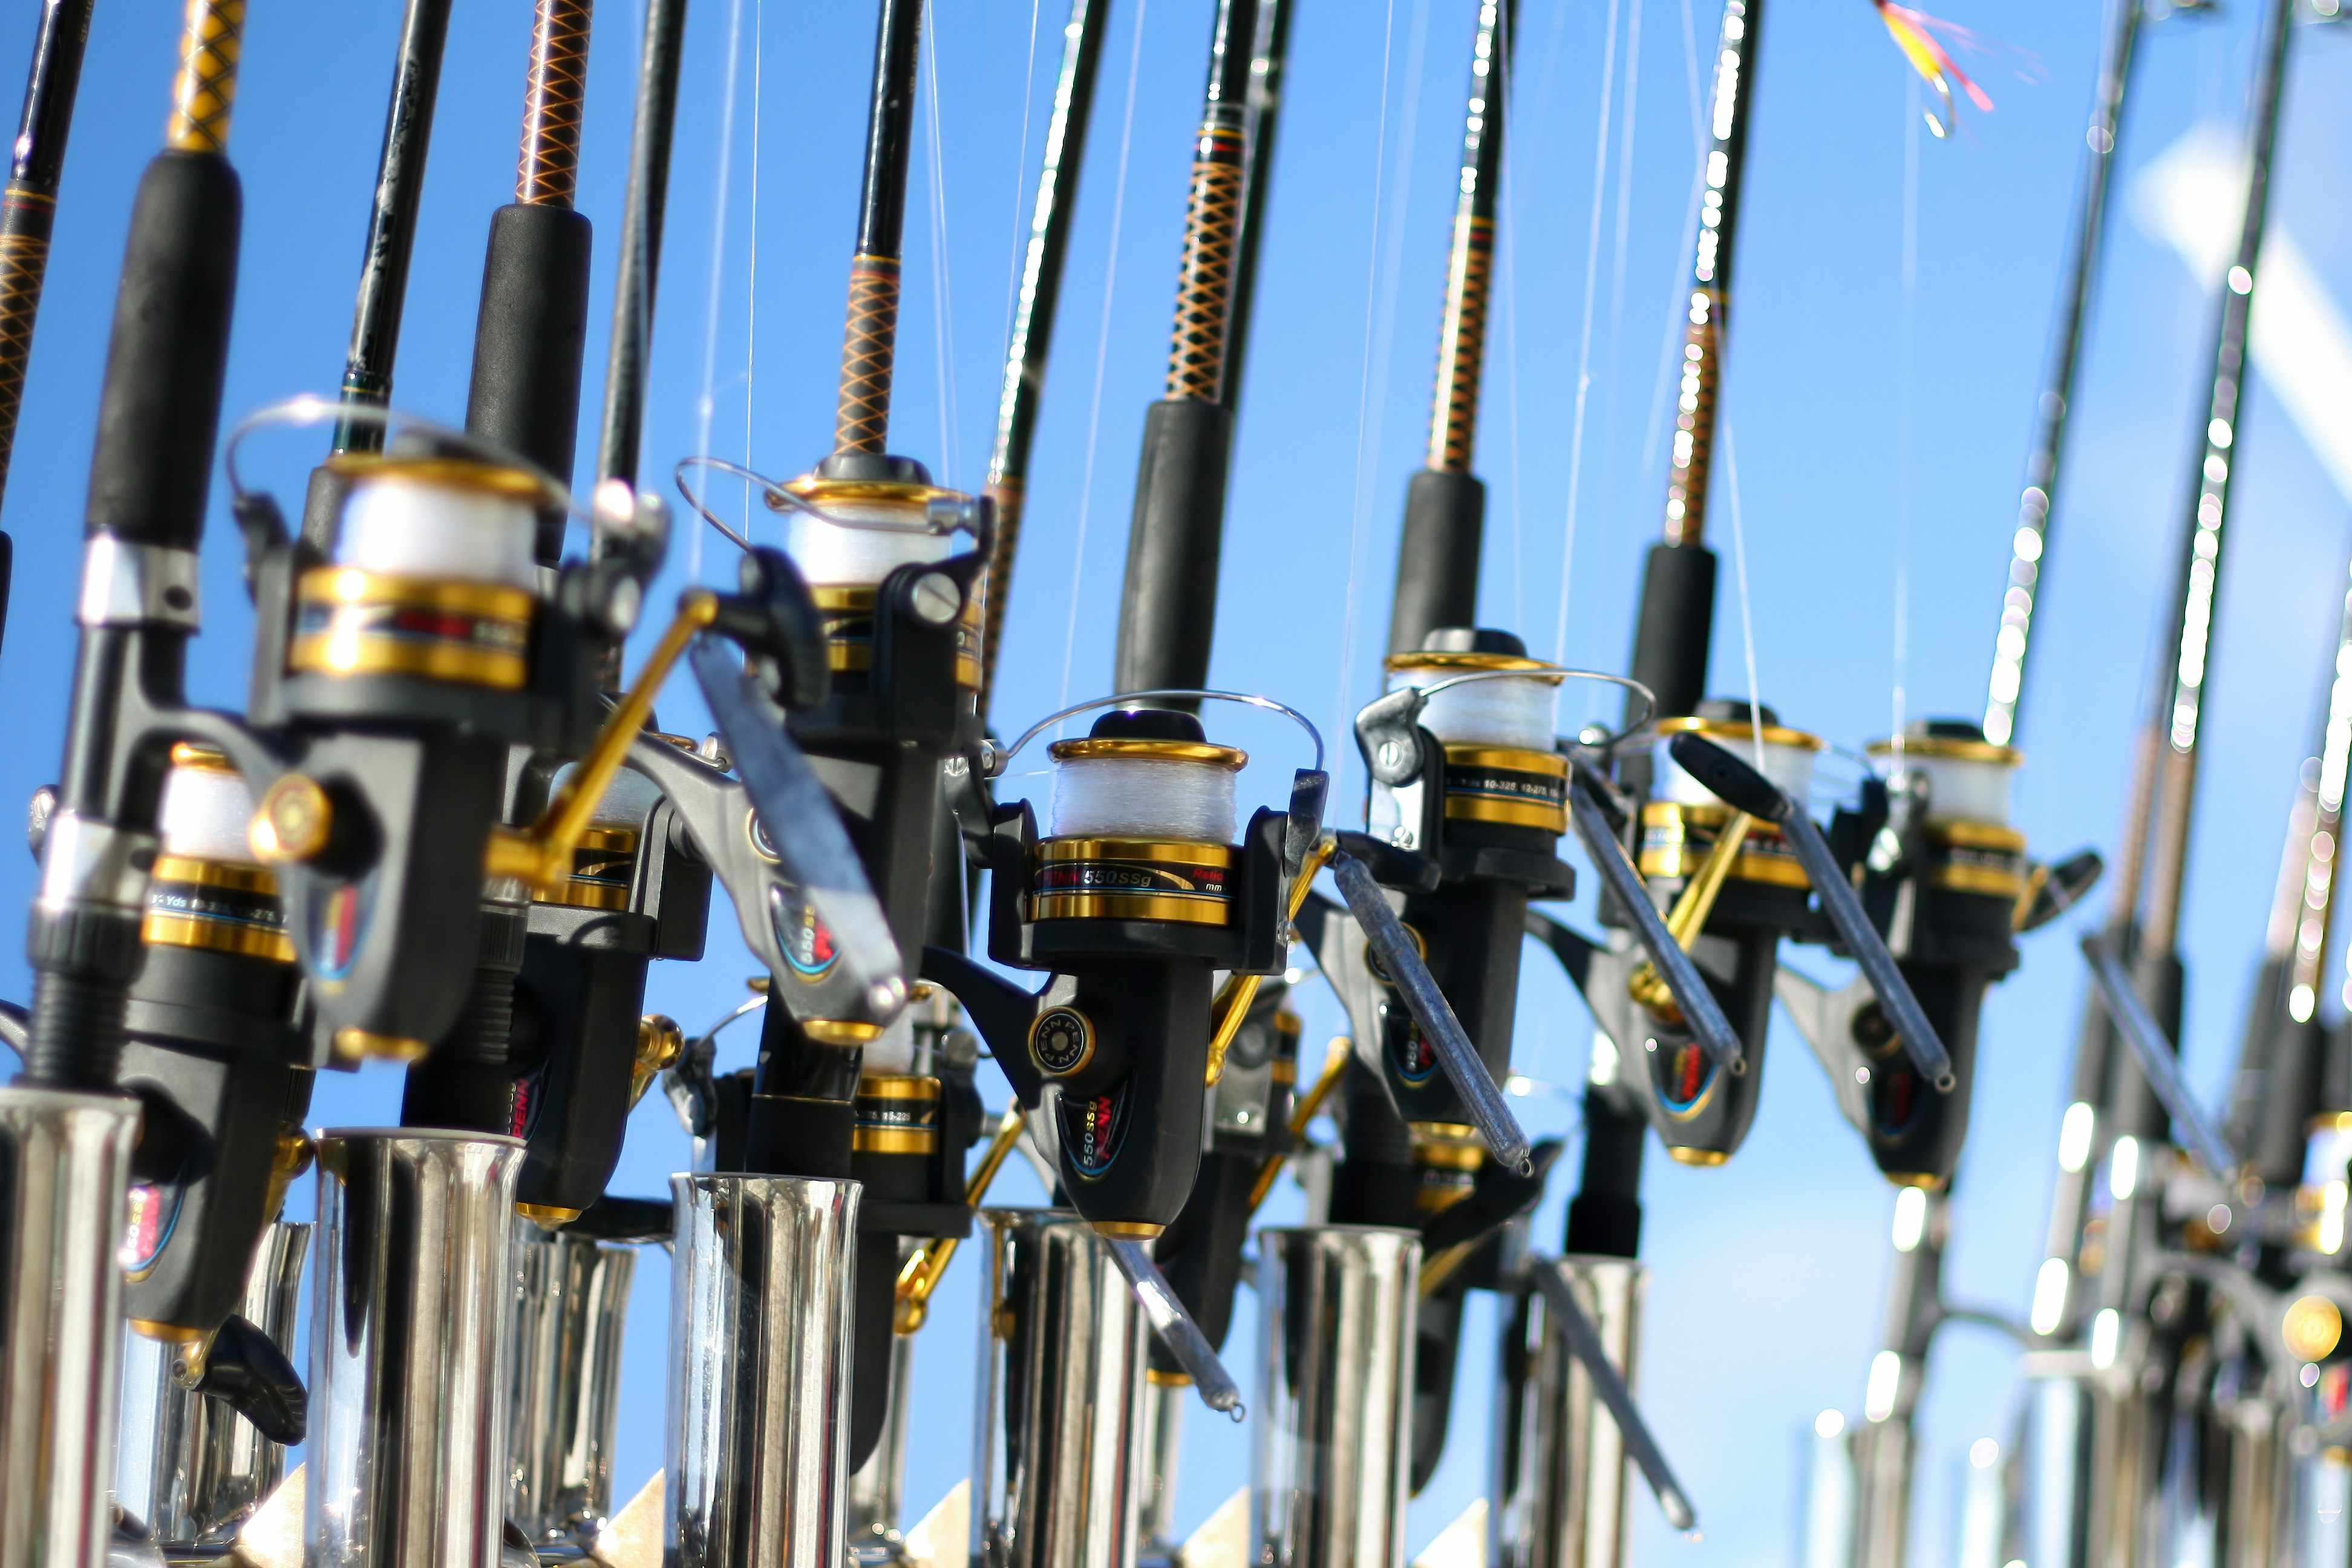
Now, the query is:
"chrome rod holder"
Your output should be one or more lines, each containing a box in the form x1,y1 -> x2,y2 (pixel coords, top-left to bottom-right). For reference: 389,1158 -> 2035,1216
848,1241 -> 921,1568
508,1220 -> 637,1546
1252,1225 -> 1419,1568
116,1220 -> 310,1547
973,1208 -> 1149,1568
666,1174 -> 861,1568
1491,1256 -> 1649,1568
0,1085 -> 141,1568
306,1129 -> 526,1568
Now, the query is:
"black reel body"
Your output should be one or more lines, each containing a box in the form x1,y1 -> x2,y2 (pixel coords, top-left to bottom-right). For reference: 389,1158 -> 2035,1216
1608,705 -> 1823,1166
928,707 -> 1292,1236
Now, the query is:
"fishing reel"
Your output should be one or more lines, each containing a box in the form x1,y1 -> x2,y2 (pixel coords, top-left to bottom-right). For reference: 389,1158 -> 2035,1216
1146,980 -> 1305,1379
215,401 -> 666,1063
96,743 -> 311,1443
1303,630 -> 1579,1232
925,691 -> 1322,1238
1610,706 -> 1821,1165
676,452 -> 990,1175
1780,719 -> 2102,1187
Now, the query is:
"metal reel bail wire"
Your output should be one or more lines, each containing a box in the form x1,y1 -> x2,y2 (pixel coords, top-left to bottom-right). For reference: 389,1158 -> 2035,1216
1391,662 -> 1659,755
673,453 -> 985,557
226,394 -> 669,552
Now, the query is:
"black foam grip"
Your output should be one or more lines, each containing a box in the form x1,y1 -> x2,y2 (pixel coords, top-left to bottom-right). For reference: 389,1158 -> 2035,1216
1115,396 -> 1233,698
1563,1089 -> 1644,1258
1387,469 -> 1485,656
2255,1017 -> 2324,1189
1625,541 -> 1716,721
84,152 -> 241,550
2111,948 -> 2184,1143
465,202 -> 592,562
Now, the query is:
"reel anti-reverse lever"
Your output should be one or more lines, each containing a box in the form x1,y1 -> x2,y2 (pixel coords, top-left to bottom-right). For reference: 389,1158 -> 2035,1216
1668,731 -> 1956,1092
2082,930 -> 2236,1179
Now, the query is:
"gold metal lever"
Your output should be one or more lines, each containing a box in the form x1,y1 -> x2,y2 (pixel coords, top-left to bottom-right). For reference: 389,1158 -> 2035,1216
1244,1036 -> 1352,1218
484,590 -> 722,893
1627,810 -> 1753,1021
1206,831 -> 1339,1086
895,1105 -> 1028,1334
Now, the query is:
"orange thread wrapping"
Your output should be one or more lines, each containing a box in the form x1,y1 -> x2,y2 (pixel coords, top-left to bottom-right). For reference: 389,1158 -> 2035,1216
835,255 -> 902,456
518,0 -> 594,206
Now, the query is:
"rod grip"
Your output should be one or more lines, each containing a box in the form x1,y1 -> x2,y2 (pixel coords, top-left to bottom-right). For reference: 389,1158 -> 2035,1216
465,201 -> 592,559
1387,468 -> 1483,656
1116,396 -> 1232,696
2253,1016 -> 2324,1188
1563,1089 -> 1645,1258
84,151 -> 241,550
1625,540 -> 1716,722
2109,947 -> 2184,1144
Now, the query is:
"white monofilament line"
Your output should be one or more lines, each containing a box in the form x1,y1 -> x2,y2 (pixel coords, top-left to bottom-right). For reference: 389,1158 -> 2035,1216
689,0 -> 751,589
1892,77 -> 1922,767
1327,0 -> 1411,806
1550,0 -> 1624,664
921,4 -> 962,488
1053,0 -> 1148,717
1723,422 -> 1766,774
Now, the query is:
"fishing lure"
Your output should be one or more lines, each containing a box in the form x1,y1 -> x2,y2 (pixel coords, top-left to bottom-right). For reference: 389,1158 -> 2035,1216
1875,0 -> 1994,137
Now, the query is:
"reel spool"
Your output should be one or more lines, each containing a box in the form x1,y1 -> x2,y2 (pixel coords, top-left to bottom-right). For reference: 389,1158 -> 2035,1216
1621,702 -> 1824,1168
1328,629 -> 1592,1215
928,690 -> 1322,1240
218,397 -> 669,1059
1827,719 -> 2032,1187
770,461 -> 984,693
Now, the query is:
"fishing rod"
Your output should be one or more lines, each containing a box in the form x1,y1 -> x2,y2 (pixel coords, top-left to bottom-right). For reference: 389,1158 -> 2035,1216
978,0 -> 1108,710
596,0 -> 688,493
1298,0 -> 1568,1502
1981,0 -> 2143,750
2041,7 -> 2299,1560
0,0 -> 96,547
1257,8 -> 1727,1546
1114,0 -> 1256,698
1219,0 -> 1289,428
396,0 -> 608,1144
4,6 -> 260,1560
312,0 -> 450,487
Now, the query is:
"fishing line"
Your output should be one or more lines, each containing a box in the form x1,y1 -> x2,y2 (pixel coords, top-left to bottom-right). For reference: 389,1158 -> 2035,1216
1497,10 -> 1527,632
1601,0 -> 1643,476
745,0 -> 763,541
1327,0 -> 1419,806
921,0 -> 962,485
689,0 -> 753,587
1893,79 -> 1921,763
1723,420 -> 1766,773
1053,0 -> 1148,714
1550,0 -> 1625,663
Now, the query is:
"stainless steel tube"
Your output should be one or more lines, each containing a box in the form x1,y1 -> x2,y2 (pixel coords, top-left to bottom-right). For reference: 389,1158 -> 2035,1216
1490,1256 -> 1644,1568
666,1174 -> 861,1568
848,1243 -> 920,1568
116,1220 -> 310,1547
1253,1225 -> 1419,1568
973,1207 -> 1149,1568
306,1129 -> 526,1568
1137,1374 -> 1186,1565
508,1220 -> 636,1544
0,1085 -> 142,1568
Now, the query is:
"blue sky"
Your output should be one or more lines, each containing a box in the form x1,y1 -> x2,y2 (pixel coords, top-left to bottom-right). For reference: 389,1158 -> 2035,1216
3,2 -> 2349,1564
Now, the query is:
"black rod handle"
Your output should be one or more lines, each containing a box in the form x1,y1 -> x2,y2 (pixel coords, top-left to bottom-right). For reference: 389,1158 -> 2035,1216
1114,397 -> 1233,697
